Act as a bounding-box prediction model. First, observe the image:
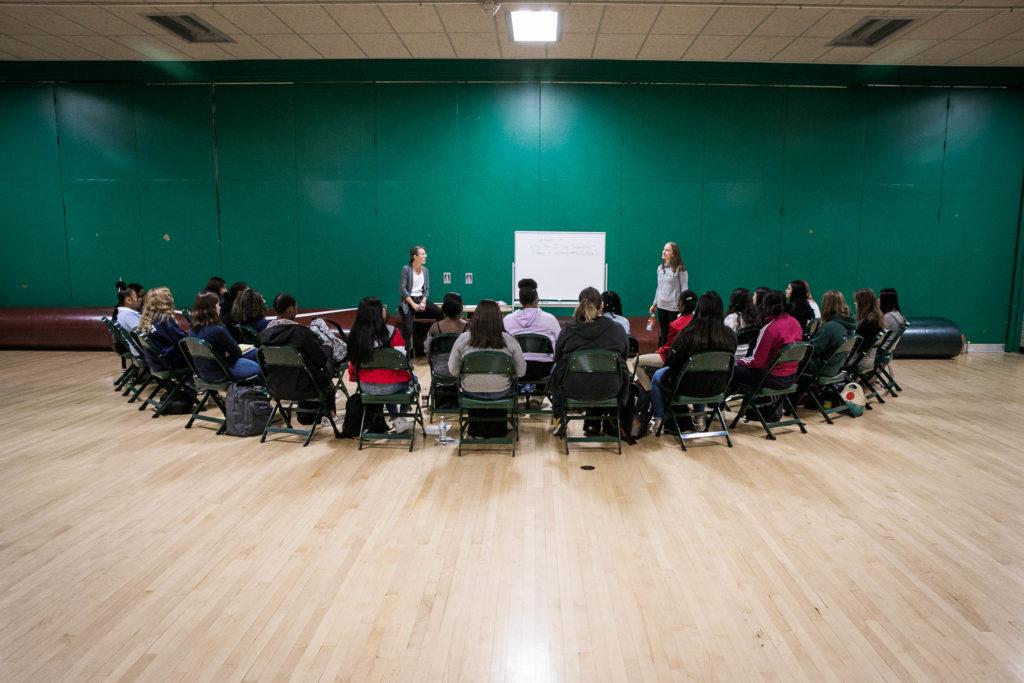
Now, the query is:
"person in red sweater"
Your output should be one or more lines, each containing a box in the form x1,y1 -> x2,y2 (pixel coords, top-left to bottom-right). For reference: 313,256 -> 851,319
635,290 -> 697,390
347,297 -> 417,432
729,290 -> 803,394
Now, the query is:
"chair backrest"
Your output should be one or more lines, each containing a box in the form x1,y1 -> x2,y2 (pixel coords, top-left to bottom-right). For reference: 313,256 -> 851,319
736,326 -> 759,347
567,348 -> 621,374
878,325 -> 904,355
817,335 -> 860,380
123,329 -> 146,358
627,335 -> 640,359
459,350 -> 515,377
260,344 -> 326,401
428,332 -> 460,358
260,344 -> 307,369
101,317 -> 129,354
745,342 -> 810,395
563,349 -> 623,401
180,336 -> 233,381
843,330 -> 885,372
669,350 -> 734,400
180,309 -> 193,326
354,347 -> 410,374
234,324 -> 260,346
804,318 -> 822,339
514,333 -> 554,355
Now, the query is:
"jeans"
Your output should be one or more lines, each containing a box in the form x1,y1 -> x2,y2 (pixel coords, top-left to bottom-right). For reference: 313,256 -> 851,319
362,374 -> 419,416
651,366 -> 670,418
228,349 -> 264,383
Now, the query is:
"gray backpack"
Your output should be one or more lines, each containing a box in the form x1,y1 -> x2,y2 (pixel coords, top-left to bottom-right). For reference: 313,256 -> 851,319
224,383 -> 273,437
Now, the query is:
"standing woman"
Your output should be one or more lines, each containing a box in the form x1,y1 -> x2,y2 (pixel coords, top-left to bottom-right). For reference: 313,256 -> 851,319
649,242 -> 688,347
399,245 -> 443,357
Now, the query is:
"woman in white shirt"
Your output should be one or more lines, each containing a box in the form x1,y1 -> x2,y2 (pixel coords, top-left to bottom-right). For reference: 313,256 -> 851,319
649,242 -> 688,347
398,245 -> 443,357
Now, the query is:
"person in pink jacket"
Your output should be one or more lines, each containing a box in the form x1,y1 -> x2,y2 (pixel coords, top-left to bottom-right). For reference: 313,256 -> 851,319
729,289 -> 803,394
503,278 -> 562,384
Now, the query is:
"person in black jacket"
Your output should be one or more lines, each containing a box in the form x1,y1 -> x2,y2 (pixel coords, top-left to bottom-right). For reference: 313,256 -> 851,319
549,287 -> 629,437
258,293 -> 336,414
786,280 -> 816,332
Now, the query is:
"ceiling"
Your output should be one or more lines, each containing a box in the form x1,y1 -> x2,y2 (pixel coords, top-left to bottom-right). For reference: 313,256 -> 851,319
0,1 -> 1023,66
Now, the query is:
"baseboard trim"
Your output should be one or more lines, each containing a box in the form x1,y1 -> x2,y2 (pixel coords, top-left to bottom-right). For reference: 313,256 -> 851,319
966,343 -> 1005,353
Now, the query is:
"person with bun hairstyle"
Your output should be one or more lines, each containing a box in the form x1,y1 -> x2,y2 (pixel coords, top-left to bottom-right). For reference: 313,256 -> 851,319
425,292 -> 468,379
649,242 -> 689,347
728,290 -> 803,395
635,289 -> 698,391
503,278 -> 562,383
112,280 -> 144,333
398,245 -> 444,357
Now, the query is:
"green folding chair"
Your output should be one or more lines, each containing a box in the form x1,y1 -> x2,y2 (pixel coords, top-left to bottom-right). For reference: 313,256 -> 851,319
513,333 -> 554,415
729,342 -> 811,440
179,337 -> 259,434
875,325 -> 907,397
426,333 -> 461,422
354,348 -> 425,451
804,318 -> 822,340
259,345 -> 340,446
121,329 -> 154,403
457,351 -> 520,457
800,335 -> 860,425
562,349 -> 625,455
735,326 -> 759,358
658,350 -> 735,450
101,316 -> 137,392
234,324 -> 261,346
136,331 -> 196,418
850,329 -> 891,409
179,308 -> 193,328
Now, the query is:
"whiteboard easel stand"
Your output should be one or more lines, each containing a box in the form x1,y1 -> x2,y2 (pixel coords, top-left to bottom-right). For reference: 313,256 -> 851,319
511,262 -> 608,309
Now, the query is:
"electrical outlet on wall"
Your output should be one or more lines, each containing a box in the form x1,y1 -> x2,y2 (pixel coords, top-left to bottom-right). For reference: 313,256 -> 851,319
443,272 -> 451,284
465,273 -> 473,285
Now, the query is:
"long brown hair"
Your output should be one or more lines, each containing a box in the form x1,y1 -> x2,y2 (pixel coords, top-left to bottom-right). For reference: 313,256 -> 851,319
190,291 -> 221,331
467,300 -> 506,349
854,288 -> 885,328
661,242 -> 685,273
820,290 -> 850,321
139,287 -> 175,331
574,287 -> 603,324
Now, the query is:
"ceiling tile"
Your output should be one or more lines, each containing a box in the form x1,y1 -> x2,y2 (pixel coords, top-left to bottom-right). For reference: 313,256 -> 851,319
30,34 -> 106,59
753,8 -> 829,37
102,7 -> 163,34
304,33 -> 364,58
728,36 -> 793,60
0,11 -> 47,35
560,4 -> 604,34
400,32 -> 455,57
112,34 -> 189,60
270,6 -> 340,35
1,6 -> 92,36
899,0 -> 961,6
773,36 -> 832,61
637,34 -> 694,60
702,8 -> 774,36
780,0 -> 845,5
213,6 -> 292,35
497,30 -> 546,58
49,6 -> 143,35
436,5 -> 496,33
956,11 -> 1024,40
593,33 -> 645,59
323,6 -> 392,34
600,6 -> 659,34
903,38 -> 989,64
803,10 -> 877,39
948,39 -> 1024,64
255,34 -> 320,58
381,6 -> 444,33
154,36 -> 233,60
859,38 -> 939,63
449,32 -> 500,58
816,45 -> 874,63
157,6 -> 244,35
651,6 -> 716,34
994,49 -> 1024,65
901,10 -> 997,39
546,32 -> 596,58
216,34 -> 276,59
0,35 -> 58,59
684,34 -> 744,59
351,33 -> 410,58
63,34 -> 145,59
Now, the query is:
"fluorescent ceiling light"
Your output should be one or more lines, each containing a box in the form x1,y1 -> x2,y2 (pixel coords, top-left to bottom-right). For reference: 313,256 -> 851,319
510,10 -> 559,42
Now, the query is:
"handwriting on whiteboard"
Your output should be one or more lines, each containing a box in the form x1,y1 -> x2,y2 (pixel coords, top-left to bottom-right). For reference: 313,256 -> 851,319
528,236 -> 599,257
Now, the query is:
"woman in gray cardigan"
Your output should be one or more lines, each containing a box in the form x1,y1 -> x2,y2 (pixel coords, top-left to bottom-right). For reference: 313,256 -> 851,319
399,245 -> 443,357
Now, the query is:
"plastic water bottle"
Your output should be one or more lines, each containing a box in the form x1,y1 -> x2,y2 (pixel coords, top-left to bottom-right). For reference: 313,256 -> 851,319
645,316 -> 655,333
437,416 -> 454,445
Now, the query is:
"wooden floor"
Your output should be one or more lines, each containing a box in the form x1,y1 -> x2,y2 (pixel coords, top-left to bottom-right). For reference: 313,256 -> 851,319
1,350 -> 1023,681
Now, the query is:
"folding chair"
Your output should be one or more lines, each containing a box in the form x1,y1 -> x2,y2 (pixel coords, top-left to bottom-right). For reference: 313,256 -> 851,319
457,351 -> 519,457
354,348 -> 425,451
136,331 -> 196,418
799,335 -> 860,425
729,342 -> 811,440
259,345 -> 340,446
101,317 -> 137,391
179,308 -> 193,328
658,351 -> 735,450
562,349 -> 625,455
735,326 -> 759,358
234,324 -> 261,346
121,330 -> 154,403
850,329 -> 891,409
874,325 -> 907,397
514,333 -> 555,415
426,333 -> 461,422
804,318 -> 822,339
179,337 -> 259,434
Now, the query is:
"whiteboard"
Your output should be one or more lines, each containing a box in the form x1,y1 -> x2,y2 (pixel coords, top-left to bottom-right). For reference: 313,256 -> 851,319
513,231 -> 606,303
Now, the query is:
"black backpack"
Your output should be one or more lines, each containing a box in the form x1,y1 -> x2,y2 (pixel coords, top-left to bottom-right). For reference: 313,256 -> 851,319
621,381 -> 654,444
224,384 -> 273,437
338,393 -> 389,438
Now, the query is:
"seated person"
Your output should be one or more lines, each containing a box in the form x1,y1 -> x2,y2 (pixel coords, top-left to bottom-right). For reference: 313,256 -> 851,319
204,276 -> 226,298
259,293 -> 336,416
448,299 -> 526,399
880,288 -> 907,334
425,292 -> 468,378
138,286 -> 190,371
724,288 -> 761,357
635,289 -> 697,390
786,280 -> 816,331
112,280 -> 144,334
650,291 -> 737,433
727,290 -> 803,395
188,292 -> 263,383
219,281 -> 249,338
504,278 -> 562,383
548,287 -> 629,437
601,290 -> 630,334
807,290 -> 857,375
801,280 -> 821,319
347,296 -> 416,433
231,288 -> 270,334
854,288 -> 885,371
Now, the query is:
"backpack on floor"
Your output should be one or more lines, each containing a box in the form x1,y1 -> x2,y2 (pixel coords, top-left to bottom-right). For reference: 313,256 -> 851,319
338,393 -> 388,438
224,384 -> 273,437
621,381 -> 653,443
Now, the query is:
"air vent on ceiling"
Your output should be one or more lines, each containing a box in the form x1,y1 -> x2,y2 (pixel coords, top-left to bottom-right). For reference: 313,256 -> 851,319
830,18 -> 913,47
145,14 -> 233,44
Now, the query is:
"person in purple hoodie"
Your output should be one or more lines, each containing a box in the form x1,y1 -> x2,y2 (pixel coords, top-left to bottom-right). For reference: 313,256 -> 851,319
503,278 -> 563,385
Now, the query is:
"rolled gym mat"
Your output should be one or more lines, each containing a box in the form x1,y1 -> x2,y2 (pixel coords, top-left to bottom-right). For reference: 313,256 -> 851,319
894,317 -> 963,359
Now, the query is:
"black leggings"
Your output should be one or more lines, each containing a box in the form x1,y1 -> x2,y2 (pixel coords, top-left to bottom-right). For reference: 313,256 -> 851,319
656,307 -> 677,347
400,298 -> 443,357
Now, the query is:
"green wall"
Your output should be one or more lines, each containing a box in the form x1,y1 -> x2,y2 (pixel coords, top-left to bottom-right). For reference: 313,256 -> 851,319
1,75 -> 1023,343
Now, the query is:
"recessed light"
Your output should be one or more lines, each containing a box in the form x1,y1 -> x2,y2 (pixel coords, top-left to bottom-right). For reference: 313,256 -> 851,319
510,10 -> 559,42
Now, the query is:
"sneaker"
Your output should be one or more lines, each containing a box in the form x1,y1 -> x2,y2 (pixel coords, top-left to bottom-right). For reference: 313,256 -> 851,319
520,383 -> 536,395
693,415 -> 707,432
551,417 -> 567,438
392,417 -> 413,434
